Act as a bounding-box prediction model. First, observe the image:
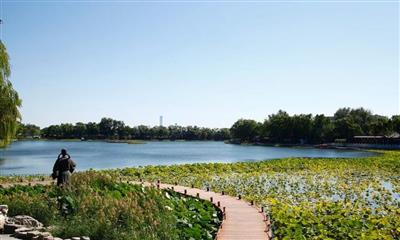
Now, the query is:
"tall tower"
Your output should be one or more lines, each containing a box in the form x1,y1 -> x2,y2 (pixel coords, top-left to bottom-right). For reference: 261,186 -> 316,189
159,116 -> 163,127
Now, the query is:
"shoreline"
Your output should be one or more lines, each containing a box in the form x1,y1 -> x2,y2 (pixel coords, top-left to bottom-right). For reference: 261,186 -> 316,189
225,140 -> 400,151
0,149 -> 380,178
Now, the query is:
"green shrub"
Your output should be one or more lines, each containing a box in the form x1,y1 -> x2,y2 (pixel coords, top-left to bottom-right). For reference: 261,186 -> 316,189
0,172 -> 221,240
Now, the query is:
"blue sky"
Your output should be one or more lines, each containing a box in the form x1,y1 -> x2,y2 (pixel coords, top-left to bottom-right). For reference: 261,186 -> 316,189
2,1 -> 399,128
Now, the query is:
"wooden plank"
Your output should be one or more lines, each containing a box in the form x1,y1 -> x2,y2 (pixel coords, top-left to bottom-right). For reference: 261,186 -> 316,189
137,181 -> 270,240
2,179 -> 271,240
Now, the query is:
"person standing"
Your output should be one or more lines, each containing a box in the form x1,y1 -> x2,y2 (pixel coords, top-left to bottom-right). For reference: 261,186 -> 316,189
52,149 -> 76,186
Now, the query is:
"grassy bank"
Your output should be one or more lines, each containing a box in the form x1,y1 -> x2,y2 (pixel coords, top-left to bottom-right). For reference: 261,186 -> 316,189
0,172 -> 221,240
114,150 -> 399,239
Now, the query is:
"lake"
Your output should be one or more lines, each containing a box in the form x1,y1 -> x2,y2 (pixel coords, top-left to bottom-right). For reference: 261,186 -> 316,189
0,140 -> 374,175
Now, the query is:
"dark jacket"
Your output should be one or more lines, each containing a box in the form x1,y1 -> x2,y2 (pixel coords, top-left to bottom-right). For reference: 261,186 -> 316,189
52,155 -> 76,185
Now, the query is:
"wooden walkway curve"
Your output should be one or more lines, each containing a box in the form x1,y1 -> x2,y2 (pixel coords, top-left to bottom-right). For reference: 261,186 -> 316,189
1,180 -> 272,240
135,181 -> 271,240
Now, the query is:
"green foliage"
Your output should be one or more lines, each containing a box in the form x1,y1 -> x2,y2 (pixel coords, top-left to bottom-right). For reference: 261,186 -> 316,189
265,110 -> 293,143
390,115 -> 400,134
0,185 -> 57,225
0,172 -> 221,240
233,107 -> 396,144
17,123 -> 41,138
165,190 -> 221,239
41,119 -> 231,141
24,107 -> 398,144
230,119 -> 261,142
0,41 -> 21,147
117,151 -> 400,239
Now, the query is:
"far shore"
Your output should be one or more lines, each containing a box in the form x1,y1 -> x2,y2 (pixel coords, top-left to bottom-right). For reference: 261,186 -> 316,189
15,138 -> 148,144
15,138 -> 225,143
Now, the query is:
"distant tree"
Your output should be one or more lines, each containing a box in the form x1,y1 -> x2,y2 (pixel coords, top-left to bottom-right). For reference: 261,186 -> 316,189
128,126 -> 139,139
333,117 -> 363,139
184,126 -> 202,140
118,125 -> 131,140
60,123 -> 74,138
311,114 -> 334,143
0,41 -> 21,147
17,123 -> 41,138
266,110 -> 293,143
349,108 -> 373,135
230,119 -> 261,142
74,122 -> 87,138
152,126 -> 169,139
367,115 -> 391,136
99,118 -> 114,138
86,122 -> 99,138
214,128 -> 231,140
112,120 -> 125,139
391,115 -> 400,134
334,107 -> 373,136
168,125 -> 183,140
333,107 -> 352,120
42,125 -> 62,138
136,125 -> 150,139
291,114 -> 313,143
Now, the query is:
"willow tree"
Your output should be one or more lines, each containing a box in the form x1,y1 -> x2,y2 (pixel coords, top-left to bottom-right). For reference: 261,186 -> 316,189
0,41 -> 21,147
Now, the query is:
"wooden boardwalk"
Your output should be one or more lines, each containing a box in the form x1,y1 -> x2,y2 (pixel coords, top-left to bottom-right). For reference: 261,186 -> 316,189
136,181 -> 271,240
1,180 -> 272,240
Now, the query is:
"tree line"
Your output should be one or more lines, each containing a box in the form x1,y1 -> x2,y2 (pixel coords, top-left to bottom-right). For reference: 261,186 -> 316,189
17,107 -> 400,144
21,118 -> 231,141
230,108 -> 400,144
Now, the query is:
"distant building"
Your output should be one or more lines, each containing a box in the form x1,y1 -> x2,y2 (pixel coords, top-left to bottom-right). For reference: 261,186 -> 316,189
331,134 -> 400,150
350,135 -> 400,145
159,116 -> 163,127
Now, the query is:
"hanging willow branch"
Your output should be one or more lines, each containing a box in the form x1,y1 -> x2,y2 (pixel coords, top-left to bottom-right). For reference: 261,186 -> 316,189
0,41 -> 21,147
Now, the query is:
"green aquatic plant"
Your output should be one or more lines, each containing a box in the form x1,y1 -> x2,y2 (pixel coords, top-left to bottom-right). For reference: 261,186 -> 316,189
0,150 -> 398,239
116,150 -> 399,239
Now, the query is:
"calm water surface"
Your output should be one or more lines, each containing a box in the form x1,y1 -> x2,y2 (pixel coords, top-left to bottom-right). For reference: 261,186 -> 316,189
0,141 -> 374,175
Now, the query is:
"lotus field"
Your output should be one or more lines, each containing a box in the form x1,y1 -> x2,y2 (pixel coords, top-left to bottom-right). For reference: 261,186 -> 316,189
116,150 -> 400,239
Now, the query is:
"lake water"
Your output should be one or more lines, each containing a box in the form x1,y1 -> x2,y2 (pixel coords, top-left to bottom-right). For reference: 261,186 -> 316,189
0,140 -> 374,175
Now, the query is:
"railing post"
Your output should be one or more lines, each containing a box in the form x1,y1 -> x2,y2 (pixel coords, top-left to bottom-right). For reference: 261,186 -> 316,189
223,207 -> 226,219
